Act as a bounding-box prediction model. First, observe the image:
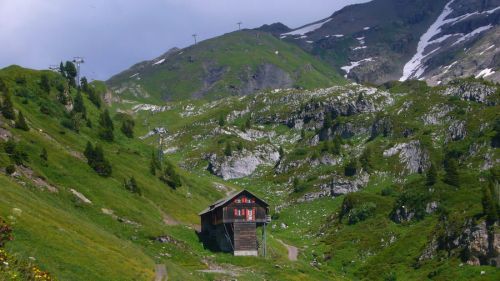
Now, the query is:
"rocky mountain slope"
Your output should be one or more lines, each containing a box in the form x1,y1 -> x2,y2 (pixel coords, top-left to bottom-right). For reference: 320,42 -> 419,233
106,30 -> 343,102
276,0 -> 500,85
124,75 -> 500,279
107,0 -> 499,105
1,64 -> 499,280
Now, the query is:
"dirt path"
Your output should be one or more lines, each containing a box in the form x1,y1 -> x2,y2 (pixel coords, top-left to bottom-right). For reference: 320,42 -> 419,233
155,264 -> 168,281
277,239 -> 298,261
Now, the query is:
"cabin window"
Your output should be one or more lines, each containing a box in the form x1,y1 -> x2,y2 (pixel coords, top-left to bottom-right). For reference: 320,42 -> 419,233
246,208 -> 255,221
234,198 -> 241,203
233,208 -> 244,216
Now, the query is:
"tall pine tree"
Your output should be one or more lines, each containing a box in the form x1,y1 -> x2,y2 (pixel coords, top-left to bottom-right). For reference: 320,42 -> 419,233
360,146 -> 375,173
73,90 -> 87,118
15,111 -> 29,131
2,92 -> 16,120
482,181 -> 498,224
98,109 -> 114,141
120,116 -> 135,138
444,158 -> 460,187
64,61 -> 77,87
426,163 -> 438,186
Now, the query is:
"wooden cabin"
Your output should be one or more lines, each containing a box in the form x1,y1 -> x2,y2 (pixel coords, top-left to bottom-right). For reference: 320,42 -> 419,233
199,189 -> 269,256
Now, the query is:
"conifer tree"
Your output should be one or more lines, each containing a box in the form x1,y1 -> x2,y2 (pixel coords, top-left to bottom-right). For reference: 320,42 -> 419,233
59,62 -> 65,77
73,90 -> 87,118
125,176 -> 141,195
15,111 -> 29,131
360,146 -> 375,173
121,117 -> 135,138
444,158 -> 460,187
426,163 -> 438,186
482,181 -> 498,224
150,150 -> 161,175
84,141 -> 95,163
332,135 -> 342,155
80,77 -> 89,92
98,109 -> 114,141
1,92 -> 16,120
163,161 -> 182,189
87,87 -> 102,108
64,61 -> 77,87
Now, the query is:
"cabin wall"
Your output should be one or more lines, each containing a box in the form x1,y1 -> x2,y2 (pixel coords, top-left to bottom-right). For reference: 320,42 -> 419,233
234,222 -> 257,256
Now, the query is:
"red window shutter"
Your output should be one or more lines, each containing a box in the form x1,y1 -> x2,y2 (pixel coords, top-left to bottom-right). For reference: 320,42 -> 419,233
233,208 -> 237,216
242,197 -> 246,203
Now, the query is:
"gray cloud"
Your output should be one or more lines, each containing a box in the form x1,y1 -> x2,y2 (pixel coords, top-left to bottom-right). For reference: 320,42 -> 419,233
0,0 -> 370,80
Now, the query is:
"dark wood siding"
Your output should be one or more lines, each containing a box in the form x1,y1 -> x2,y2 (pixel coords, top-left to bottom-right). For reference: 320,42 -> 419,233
234,222 -> 256,251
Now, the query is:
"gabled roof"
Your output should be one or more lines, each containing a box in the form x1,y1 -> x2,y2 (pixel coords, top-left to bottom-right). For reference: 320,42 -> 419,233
198,189 -> 269,216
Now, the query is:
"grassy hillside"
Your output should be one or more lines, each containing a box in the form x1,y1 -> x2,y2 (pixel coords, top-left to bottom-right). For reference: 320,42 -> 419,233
1,65 -> 499,281
106,30 -> 344,102
0,66 -> 350,281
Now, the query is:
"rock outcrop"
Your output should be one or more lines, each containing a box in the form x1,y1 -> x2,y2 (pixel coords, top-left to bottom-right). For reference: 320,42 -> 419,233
207,146 -> 280,180
383,141 -> 430,174
442,82 -> 497,105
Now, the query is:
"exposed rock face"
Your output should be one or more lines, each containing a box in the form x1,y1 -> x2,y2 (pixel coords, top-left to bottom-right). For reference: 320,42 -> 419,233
448,120 -> 467,141
237,63 -> 294,96
207,146 -> 280,180
301,173 -> 370,202
422,104 -> 453,125
431,219 -> 500,267
442,82 -> 497,105
370,116 -> 392,139
391,201 -> 439,224
254,86 -> 393,139
383,141 -> 430,174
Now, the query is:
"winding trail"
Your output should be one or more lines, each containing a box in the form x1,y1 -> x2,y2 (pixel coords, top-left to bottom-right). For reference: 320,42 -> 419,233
277,239 -> 298,261
154,264 -> 168,281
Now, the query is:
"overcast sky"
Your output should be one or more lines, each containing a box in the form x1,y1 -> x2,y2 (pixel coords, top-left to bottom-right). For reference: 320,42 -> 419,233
0,0 -> 370,80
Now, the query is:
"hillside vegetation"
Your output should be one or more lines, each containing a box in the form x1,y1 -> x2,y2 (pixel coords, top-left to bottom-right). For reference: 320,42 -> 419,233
0,64 -> 499,281
106,30 -> 344,102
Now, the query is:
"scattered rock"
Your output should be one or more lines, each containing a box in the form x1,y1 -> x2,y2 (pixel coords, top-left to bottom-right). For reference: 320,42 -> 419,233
70,189 -> 92,204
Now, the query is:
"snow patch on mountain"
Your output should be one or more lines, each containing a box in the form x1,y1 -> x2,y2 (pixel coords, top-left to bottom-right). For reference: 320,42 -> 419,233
153,58 -> 165,65
479,45 -> 495,56
341,58 -> 374,77
475,68 -> 495,78
451,6 -> 500,25
452,24 -> 493,46
400,0 -> 456,81
282,18 -> 332,36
